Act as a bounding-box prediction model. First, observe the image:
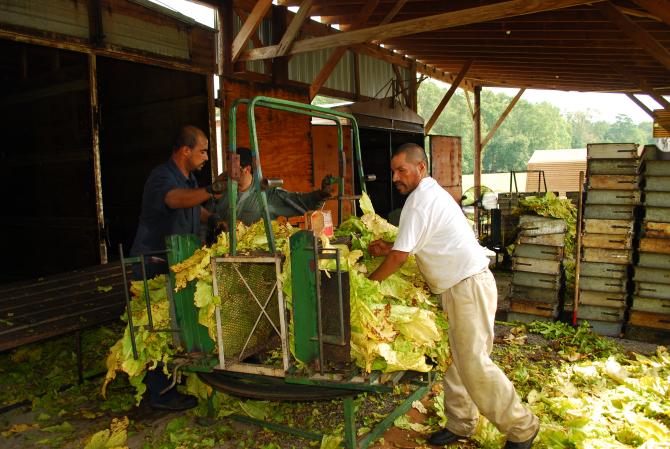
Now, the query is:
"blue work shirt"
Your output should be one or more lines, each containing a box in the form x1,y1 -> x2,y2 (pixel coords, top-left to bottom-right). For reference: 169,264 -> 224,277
130,159 -> 200,256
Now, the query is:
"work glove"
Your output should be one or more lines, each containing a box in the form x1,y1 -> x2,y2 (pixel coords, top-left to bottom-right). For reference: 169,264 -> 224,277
319,174 -> 337,199
206,173 -> 227,194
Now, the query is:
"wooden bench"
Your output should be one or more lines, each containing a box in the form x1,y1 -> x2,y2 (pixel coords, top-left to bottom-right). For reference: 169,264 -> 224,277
0,263 -> 129,381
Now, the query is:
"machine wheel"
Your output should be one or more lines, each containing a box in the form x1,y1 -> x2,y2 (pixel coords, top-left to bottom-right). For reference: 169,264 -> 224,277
198,372 -> 354,401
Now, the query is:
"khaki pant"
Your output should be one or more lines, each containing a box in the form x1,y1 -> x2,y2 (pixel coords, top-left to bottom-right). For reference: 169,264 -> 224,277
441,269 -> 539,443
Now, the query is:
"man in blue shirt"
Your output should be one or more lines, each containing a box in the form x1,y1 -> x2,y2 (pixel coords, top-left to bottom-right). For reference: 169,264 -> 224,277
130,125 -> 223,411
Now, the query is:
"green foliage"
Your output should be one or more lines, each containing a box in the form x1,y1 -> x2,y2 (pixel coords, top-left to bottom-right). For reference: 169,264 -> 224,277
417,81 -> 654,175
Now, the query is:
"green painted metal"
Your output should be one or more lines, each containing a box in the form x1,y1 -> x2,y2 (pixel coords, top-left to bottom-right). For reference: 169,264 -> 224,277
290,230 -> 320,364
166,234 -> 214,353
343,396 -> 357,449
358,384 -> 431,449
229,414 -> 323,441
226,96 -> 368,254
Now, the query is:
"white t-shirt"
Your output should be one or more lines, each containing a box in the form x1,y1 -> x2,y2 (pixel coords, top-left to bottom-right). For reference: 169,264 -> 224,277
392,177 -> 490,293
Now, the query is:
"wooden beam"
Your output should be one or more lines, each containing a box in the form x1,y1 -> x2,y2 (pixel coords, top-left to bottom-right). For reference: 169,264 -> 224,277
638,79 -> 670,109
482,88 -> 525,148
474,85 -> 482,233
235,7 -> 273,73
616,5 -> 662,21
598,1 -> 670,73
464,89 -> 475,122
630,0 -> 670,26
625,93 -> 656,119
276,0 -> 314,57
379,0 -> 408,25
88,53 -> 106,264
425,60 -> 472,134
231,0 -> 272,63
239,0 -> 605,61
309,0 -> 378,100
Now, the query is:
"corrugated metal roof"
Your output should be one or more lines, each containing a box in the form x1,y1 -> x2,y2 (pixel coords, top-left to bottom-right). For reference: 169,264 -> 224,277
288,47 -> 354,91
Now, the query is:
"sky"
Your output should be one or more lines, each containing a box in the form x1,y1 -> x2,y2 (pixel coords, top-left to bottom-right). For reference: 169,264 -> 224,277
149,0 -> 661,125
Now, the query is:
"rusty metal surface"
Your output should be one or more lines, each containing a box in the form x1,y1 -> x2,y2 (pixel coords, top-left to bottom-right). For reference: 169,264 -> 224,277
0,263 -> 128,352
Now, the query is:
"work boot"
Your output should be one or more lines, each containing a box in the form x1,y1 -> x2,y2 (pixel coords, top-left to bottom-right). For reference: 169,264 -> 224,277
504,427 -> 540,449
426,429 -> 467,446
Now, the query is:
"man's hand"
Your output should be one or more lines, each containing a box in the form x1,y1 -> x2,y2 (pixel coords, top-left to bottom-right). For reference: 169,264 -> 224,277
319,175 -> 337,199
368,239 -> 393,257
206,173 -> 227,194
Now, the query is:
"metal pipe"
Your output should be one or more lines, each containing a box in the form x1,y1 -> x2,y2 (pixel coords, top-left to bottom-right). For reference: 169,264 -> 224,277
118,244 -> 138,360
313,233 -> 325,375
139,254 -> 154,330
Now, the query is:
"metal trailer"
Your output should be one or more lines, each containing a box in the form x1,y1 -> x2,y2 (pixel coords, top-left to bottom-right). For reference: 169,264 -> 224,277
121,97 -> 432,449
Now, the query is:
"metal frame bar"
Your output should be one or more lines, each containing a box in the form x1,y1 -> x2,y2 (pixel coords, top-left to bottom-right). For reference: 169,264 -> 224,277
227,96 -> 367,255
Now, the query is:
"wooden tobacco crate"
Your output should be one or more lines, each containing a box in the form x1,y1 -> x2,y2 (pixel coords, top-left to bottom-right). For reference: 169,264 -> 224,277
644,176 -> 670,192
635,281 -> 670,300
625,326 -> 670,345
577,304 -> 625,322
509,284 -> 560,303
637,252 -> 670,269
582,247 -> 633,265
644,192 -> 670,208
579,262 -> 628,279
579,276 -> 627,293
628,310 -> 670,331
518,215 -> 567,235
512,257 -> 561,275
518,233 -> 565,247
513,244 -> 563,261
583,219 -> 633,235
639,237 -> 670,255
633,266 -> 670,285
582,233 -> 633,250
512,271 -> 561,290
579,290 -> 626,308
509,300 -> 558,318
577,319 -> 622,337
506,312 -> 553,324
631,296 -> 670,314
642,221 -> 670,238
583,204 -> 636,220
585,190 -> 640,206
643,207 -> 670,223
587,143 -> 638,159
588,175 -> 638,190
587,159 -> 639,176
643,160 -> 670,176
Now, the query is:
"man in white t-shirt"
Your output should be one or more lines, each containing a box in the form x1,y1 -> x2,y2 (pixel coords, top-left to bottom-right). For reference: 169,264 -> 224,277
368,143 -> 539,448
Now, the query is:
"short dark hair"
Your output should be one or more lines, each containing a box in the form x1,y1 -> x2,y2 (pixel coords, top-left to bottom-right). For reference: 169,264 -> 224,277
393,143 -> 428,165
236,147 -> 253,168
172,125 -> 205,152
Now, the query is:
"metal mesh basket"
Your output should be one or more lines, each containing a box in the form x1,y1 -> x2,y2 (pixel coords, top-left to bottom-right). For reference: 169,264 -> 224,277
213,256 -> 283,362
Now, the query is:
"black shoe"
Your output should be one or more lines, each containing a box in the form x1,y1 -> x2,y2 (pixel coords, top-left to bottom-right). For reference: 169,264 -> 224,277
427,429 -> 467,446
504,427 -> 539,449
149,392 -> 198,411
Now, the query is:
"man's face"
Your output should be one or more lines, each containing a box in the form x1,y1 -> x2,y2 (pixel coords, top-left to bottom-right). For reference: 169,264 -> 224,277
186,135 -> 209,172
391,152 -> 425,195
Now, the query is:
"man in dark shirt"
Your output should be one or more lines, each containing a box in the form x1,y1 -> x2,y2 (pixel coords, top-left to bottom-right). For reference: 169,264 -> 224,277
210,147 -> 333,233
130,125 -> 223,411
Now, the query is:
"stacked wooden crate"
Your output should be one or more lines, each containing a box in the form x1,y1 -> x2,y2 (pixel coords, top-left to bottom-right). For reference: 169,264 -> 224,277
627,146 -> 670,343
577,143 -> 639,337
508,215 -> 566,323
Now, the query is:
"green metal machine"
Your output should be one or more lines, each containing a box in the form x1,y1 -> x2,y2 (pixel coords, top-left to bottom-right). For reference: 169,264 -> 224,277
125,97 -> 432,448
